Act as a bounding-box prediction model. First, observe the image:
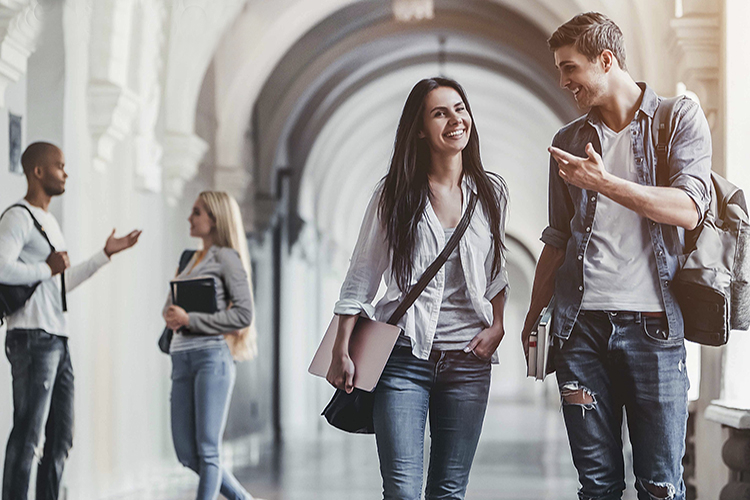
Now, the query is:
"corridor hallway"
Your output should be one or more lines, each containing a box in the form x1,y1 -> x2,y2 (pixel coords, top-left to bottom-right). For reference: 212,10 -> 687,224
159,401 -> 639,500
1,2 -> 749,499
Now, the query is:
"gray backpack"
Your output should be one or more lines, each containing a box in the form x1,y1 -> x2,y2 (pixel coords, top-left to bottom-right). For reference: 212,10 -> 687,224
656,97 -> 750,345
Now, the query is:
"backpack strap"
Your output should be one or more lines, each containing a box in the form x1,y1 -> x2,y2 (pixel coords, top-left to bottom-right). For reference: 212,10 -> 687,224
0,204 -> 66,312
653,96 -> 684,188
1,204 -> 56,250
177,250 -> 197,275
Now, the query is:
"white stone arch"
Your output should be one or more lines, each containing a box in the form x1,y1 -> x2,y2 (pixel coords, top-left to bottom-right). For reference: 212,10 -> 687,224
209,0 -> 657,196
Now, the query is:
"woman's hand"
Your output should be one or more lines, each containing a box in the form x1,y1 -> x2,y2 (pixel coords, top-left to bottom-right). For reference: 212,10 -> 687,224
464,324 -> 505,360
326,352 -> 356,394
165,305 -> 190,330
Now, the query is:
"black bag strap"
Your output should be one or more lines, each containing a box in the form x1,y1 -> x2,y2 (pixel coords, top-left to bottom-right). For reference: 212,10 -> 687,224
386,192 -> 478,325
0,204 -> 66,311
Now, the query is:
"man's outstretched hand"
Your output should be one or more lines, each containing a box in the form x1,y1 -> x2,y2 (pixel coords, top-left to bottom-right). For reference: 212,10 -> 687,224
104,229 -> 142,258
548,143 -> 609,191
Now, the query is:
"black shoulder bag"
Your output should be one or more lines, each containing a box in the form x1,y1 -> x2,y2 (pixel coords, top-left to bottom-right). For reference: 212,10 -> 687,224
0,204 -> 65,325
323,192 -> 478,433
158,249 -> 197,353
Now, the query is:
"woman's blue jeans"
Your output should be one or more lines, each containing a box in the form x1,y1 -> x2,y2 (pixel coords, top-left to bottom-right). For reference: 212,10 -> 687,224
372,345 -> 491,500
555,311 -> 689,500
170,343 -> 250,500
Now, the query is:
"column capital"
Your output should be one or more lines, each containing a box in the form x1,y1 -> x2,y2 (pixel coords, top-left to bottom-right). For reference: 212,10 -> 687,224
161,132 -> 208,205
88,82 -> 139,171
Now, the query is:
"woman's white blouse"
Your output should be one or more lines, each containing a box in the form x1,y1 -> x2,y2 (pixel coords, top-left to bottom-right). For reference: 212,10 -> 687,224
333,177 -> 509,363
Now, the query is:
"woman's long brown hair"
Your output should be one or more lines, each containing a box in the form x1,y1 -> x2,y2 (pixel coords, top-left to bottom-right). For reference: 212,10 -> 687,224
378,77 -> 507,292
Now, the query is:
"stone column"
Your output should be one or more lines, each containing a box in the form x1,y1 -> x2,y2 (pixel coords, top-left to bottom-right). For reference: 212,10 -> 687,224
668,1 -> 729,498
705,405 -> 750,499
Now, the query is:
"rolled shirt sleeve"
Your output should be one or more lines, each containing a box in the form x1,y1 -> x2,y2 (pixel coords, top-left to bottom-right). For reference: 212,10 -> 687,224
666,99 -> 712,223
540,132 -> 575,249
333,185 -> 389,318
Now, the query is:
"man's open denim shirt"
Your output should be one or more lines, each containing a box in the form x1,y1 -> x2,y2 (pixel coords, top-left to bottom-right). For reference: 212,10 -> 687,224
542,83 -> 712,341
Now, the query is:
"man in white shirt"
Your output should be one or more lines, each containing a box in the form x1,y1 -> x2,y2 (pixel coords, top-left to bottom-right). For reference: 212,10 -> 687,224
0,142 -> 141,500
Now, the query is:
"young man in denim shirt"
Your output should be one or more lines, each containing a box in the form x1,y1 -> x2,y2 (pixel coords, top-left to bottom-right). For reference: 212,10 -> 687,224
521,12 -> 712,500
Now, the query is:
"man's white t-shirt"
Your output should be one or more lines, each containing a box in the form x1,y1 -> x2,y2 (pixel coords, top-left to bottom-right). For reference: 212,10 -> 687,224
581,124 -> 664,311
0,200 -> 110,336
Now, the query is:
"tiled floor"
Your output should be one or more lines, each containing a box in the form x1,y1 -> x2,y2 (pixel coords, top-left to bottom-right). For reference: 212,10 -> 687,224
218,402 -> 638,500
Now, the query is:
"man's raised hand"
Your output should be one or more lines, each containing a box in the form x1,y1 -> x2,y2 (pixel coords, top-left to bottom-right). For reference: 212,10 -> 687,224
548,142 -> 609,191
104,229 -> 142,258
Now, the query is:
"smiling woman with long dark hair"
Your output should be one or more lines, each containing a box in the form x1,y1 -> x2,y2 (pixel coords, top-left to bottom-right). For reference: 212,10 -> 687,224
327,77 -> 510,500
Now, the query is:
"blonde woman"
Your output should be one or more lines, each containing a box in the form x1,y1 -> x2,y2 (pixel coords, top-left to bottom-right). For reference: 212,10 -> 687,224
163,191 -> 262,500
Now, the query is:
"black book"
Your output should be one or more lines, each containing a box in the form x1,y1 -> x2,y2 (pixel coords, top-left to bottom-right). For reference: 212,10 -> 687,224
170,277 -> 218,314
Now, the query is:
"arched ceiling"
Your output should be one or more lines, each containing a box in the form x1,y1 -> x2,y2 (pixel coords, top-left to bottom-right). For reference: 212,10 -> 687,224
299,62 -> 563,265
248,0 -> 580,239
209,0 -> 659,175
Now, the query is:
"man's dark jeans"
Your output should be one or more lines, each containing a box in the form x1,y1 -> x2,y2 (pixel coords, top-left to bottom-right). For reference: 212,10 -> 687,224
555,311 -> 689,500
3,329 -> 74,500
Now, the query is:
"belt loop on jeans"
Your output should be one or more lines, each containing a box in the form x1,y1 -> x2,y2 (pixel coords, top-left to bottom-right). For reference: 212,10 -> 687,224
635,312 -> 642,324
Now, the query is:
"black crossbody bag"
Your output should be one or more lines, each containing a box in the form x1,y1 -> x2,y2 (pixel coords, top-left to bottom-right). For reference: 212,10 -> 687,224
0,204 -> 66,325
323,192 -> 477,434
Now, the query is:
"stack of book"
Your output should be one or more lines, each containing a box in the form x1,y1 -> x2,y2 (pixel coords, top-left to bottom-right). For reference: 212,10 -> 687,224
527,296 -> 555,381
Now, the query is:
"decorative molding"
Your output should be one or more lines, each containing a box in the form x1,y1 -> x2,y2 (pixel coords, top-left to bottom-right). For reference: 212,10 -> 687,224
87,0 -> 137,170
706,401 -> 750,430
0,0 -> 43,107
88,81 -> 138,171
392,0 -> 433,22
161,132 -> 208,205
